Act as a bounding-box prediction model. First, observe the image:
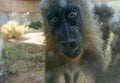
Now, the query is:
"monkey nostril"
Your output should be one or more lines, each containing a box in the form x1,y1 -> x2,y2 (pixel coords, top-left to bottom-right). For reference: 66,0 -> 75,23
61,41 -> 67,48
69,40 -> 76,49
60,40 -> 77,50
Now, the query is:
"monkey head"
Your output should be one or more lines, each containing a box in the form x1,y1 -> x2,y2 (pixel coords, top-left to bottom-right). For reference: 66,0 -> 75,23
111,22 -> 120,35
40,0 -> 90,59
111,14 -> 120,35
40,0 -> 100,59
93,3 -> 114,23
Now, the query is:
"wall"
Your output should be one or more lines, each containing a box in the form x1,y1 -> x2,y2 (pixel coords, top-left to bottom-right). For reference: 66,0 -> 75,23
0,0 -> 40,12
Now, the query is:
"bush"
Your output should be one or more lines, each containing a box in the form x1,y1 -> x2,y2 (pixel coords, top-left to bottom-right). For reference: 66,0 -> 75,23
29,21 -> 42,29
1,21 -> 25,39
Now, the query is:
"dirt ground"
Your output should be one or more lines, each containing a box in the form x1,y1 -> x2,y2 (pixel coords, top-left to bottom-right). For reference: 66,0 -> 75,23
1,30 -> 45,83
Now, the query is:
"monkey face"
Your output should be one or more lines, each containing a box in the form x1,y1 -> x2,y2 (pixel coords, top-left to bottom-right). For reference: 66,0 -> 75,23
46,6 -> 83,58
111,22 -> 120,35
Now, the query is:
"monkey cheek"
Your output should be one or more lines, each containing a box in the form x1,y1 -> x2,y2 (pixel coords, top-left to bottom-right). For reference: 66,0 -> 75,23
63,45 -> 82,58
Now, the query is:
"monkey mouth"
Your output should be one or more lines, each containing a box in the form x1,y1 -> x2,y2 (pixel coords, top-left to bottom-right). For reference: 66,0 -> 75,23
64,45 -> 81,58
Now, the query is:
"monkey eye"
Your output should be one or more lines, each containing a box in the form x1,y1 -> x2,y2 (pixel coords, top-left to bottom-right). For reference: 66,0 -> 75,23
68,12 -> 77,19
51,16 -> 59,23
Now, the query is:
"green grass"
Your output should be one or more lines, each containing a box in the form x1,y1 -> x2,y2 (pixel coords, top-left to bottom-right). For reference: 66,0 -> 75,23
3,40 -> 45,75
4,41 -> 44,60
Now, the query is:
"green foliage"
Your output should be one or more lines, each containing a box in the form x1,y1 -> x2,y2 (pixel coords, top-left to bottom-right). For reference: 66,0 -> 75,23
4,41 -> 44,60
3,41 -> 45,76
29,21 -> 42,29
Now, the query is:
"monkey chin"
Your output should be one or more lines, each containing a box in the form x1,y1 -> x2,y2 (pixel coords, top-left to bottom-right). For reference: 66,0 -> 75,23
63,45 -> 82,59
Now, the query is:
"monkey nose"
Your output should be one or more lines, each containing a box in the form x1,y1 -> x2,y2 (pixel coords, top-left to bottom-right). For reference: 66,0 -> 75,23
61,40 -> 77,50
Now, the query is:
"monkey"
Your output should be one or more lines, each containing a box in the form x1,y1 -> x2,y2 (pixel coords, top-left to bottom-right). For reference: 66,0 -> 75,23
95,13 -> 120,83
110,13 -> 120,63
40,0 -> 105,83
93,3 -> 114,51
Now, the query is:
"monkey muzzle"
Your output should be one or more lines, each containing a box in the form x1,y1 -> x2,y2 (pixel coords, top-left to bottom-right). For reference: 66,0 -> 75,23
63,45 -> 82,58
58,39 -> 82,58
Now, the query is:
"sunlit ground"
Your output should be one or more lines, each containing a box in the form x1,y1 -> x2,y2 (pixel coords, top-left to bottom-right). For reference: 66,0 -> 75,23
2,29 -> 45,83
